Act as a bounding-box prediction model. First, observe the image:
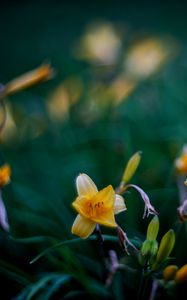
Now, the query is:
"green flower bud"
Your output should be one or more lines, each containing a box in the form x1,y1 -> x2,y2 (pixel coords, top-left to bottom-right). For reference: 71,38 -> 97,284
149,240 -> 159,257
141,239 -> 152,257
147,216 -> 159,240
153,229 -> 175,269
140,240 -> 158,266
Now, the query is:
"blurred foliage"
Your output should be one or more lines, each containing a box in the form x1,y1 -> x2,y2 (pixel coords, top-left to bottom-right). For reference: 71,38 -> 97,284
1,1 -> 187,299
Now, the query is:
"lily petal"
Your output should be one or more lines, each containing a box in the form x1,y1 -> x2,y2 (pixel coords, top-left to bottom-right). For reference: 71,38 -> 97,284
114,194 -> 126,214
93,185 -> 115,208
94,209 -> 117,227
76,173 -> 98,197
72,196 -> 87,216
71,214 -> 96,238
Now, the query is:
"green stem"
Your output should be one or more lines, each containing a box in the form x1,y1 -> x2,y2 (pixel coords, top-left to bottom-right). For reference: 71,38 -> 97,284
137,269 -> 145,300
137,268 -> 150,300
95,224 -> 108,281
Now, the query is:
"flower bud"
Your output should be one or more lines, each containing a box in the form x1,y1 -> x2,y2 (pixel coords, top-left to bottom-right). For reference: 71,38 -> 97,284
141,240 -> 158,256
175,264 -> 187,284
153,230 -> 175,269
163,265 -> 178,281
147,216 -> 159,240
122,151 -> 141,184
141,239 -> 152,257
140,240 -> 158,266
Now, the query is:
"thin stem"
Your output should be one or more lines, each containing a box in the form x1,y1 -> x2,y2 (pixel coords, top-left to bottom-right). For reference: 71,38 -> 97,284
105,250 -> 119,287
137,268 -> 150,300
177,174 -> 187,205
137,269 -> 145,300
95,224 -> 108,281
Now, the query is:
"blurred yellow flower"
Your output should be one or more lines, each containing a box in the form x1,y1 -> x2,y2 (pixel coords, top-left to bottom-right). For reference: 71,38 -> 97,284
0,164 -> 11,188
47,78 -> 82,122
124,37 -> 176,80
110,76 -> 136,104
0,103 -> 18,144
76,22 -> 122,65
4,64 -> 54,97
175,145 -> 187,174
71,173 -> 126,238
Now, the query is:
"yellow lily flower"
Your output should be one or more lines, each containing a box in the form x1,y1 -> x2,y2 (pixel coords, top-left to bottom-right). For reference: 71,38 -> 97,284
71,173 -> 126,239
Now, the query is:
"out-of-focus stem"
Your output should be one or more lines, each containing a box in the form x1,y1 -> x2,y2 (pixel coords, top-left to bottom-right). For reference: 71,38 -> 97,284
177,175 -> 187,205
95,224 -> 108,281
148,279 -> 158,300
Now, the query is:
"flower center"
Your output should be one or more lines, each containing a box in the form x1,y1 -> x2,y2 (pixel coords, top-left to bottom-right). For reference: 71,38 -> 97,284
85,201 -> 105,218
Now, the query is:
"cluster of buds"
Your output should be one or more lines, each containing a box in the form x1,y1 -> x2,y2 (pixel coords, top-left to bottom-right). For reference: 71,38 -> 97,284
139,216 -> 159,266
139,216 -> 175,270
163,264 -> 187,284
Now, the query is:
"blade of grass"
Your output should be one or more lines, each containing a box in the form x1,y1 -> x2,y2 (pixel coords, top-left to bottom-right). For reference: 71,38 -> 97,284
30,235 -> 119,264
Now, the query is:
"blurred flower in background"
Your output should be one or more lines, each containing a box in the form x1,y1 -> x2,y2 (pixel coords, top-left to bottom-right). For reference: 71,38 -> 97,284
123,37 -> 177,80
74,21 -> 123,65
175,145 -> 187,175
47,77 -> 83,122
0,22 -> 179,137
0,64 -> 54,143
0,103 -> 18,144
73,21 -> 178,108
0,164 -> 11,188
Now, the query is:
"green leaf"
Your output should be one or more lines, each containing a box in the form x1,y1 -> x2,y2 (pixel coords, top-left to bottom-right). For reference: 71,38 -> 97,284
30,235 -> 119,264
25,274 -> 71,300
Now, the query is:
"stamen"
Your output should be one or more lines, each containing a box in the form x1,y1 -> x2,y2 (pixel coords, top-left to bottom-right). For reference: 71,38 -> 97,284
85,201 -> 105,218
